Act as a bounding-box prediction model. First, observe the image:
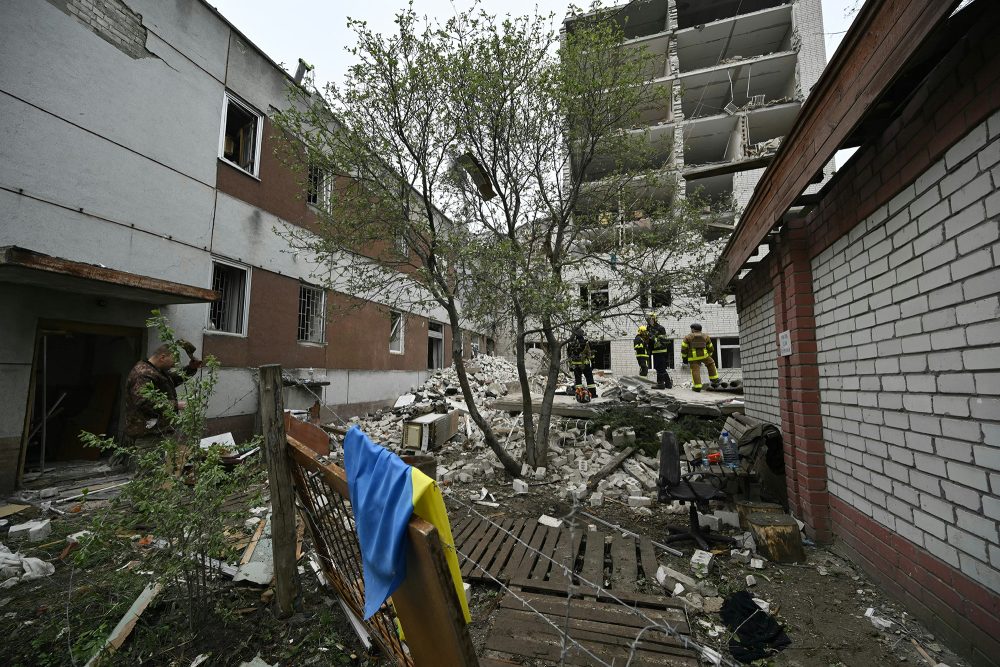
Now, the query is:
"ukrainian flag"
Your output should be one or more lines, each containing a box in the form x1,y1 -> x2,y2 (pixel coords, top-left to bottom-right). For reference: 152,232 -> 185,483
343,426 -> 471,624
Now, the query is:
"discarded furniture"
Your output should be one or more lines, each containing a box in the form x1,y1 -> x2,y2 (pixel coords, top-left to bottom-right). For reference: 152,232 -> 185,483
402,410 -> 461,451
748,512 -> 806,563
681,413 -> 785,502
285,425 -> 477,666
656,431 -> 735,551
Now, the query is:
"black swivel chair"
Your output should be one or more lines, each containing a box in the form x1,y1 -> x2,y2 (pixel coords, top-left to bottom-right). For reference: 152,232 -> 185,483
656,430 -> 736,551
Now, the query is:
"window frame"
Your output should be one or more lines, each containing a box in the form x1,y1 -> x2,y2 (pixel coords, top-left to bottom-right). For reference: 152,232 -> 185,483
297,283 -> 327,345
579,281 -> 610,310
589,340 -> 612,370
218,92 -> 264,179
306,163 -> 333,208
206,258 -> 251,337
713,336 -> 741,370
389,310 -> 405,354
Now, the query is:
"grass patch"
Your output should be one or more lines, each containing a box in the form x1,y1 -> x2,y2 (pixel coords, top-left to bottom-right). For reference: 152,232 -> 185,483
595,405 -> 724,456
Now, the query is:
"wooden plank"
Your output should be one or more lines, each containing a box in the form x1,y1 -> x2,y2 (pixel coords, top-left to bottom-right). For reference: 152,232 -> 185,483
499,591 -> 688,628
585,446 -> 636,492
459,518 -> 494,577
528,526 -> 561,580
639,537 -> 659,583
491,397 -> 600,419
610,533 -> 637,593
512,520 -> 548,580
501,520 -> 540,580
284,412 -> 331,456
511,578 -> 688,614
84,582 -> 164,666
462,516 -> 503,577
489,517 -> 526,581
486,619 -> 697,667
475,517 -> 514,578
578,530 -> 606,587
393,515 -> 479,666
259,364 -> 299,617
0,504 -> 29,519
499,609 -> 696,656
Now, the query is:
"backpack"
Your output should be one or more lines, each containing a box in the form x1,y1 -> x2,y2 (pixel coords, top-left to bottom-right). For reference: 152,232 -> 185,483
575,386 -> 592,403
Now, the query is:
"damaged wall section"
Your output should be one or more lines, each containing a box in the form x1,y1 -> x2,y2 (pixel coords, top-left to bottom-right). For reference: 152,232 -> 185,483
46,0 -> 153,59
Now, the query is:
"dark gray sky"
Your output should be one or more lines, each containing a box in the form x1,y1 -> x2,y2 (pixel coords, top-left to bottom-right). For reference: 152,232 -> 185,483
208,0 -> 860,88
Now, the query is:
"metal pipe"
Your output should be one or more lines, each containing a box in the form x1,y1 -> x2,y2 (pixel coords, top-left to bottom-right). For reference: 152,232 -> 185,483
40,334 -> 47,473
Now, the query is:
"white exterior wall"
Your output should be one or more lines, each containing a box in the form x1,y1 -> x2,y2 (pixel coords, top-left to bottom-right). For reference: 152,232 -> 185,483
812,114 -> 1000,594
737,287 -> 780,424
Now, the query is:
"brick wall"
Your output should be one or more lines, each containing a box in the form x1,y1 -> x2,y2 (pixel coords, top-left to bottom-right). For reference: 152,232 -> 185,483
736,284 -> 779,424
812,113 -> 1000,596
47,0 -> 150,59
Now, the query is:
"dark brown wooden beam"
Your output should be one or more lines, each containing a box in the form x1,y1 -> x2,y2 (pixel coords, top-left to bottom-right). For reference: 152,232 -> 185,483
717,0 -> 961,285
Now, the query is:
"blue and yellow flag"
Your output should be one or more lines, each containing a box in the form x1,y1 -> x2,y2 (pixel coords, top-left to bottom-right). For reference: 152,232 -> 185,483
343,426 -> 471,623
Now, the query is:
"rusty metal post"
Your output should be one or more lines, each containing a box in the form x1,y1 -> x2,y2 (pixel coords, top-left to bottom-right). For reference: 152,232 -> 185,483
258,364 -> 299,616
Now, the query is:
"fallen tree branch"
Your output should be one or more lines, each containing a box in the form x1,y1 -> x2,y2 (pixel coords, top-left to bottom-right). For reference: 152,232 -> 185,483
585,446 -> 636,493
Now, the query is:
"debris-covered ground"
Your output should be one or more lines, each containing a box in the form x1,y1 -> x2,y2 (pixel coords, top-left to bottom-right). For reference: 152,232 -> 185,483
344,356 -> 971,667
0,356 -> 970,666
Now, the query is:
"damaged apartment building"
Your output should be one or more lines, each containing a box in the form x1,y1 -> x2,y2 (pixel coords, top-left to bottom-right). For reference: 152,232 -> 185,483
556,0 -> 827,385
0,0 -> 491,493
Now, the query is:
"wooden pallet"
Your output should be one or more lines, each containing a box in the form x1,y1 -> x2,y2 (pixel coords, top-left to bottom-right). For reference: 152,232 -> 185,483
485,591 -> 698,666
455,517 -> 666,604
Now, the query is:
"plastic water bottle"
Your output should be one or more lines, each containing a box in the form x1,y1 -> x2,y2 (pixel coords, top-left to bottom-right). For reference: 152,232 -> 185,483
721,430 -> 739,470
701,444 -> 710,468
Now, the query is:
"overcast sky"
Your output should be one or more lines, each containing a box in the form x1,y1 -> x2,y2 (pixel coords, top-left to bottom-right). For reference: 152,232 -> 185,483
208,0 -> 861,88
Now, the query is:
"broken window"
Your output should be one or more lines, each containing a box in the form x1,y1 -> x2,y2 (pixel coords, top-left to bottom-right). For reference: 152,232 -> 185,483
297,284 -> 326,343
713,336 -> 741,369
389,311 -> 405,354
580,282 -> 610,310
220,93 -> 263,177
640,282 -> 671,309
395,232 -> 409,258
590,341 -> 611,370
306,163 -> 332,207
209,261 -> 249,335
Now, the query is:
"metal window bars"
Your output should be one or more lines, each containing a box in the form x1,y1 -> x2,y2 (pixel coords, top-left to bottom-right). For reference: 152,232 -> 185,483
298,284 -> 326,343
210,263 -> 247,333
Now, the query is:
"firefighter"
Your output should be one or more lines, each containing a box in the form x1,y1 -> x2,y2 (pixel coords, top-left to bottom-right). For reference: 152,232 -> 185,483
681,322 -> 719,392
645,313 -> 673,389
633,326 -> 651,377
567,328 -> 597,399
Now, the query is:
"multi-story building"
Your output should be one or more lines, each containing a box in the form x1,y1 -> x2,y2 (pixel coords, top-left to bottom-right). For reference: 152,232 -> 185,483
0,0 -> 488,492
557,0 -> 827,385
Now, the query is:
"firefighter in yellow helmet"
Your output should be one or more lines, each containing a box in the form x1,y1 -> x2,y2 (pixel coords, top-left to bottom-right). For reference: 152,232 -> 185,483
645,313 -> 673,389
567,327 -> 597,400
681,322 -> 719,391
633,325 -> 651,377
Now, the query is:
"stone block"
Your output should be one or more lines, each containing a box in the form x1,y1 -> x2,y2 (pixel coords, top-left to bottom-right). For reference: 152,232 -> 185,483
512,478 -> 529,494
8,519 -> 51,542
627,495 -> 651,508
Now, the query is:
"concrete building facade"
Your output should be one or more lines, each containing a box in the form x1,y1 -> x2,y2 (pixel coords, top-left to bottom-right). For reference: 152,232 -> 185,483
717,2 -> 1000,664
561,0 -> 827,385
0,0 -> 487,492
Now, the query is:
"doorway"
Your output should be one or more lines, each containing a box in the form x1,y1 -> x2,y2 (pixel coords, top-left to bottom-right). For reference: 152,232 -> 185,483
427,322 -> 444,369
22,321 -> 144,473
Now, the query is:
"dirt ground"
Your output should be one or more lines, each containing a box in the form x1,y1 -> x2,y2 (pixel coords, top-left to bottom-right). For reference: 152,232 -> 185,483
437,436 -> 971,667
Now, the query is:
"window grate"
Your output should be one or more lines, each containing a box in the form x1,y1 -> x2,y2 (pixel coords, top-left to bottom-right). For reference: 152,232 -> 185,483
210,262 -> 248,334
298,284 -> 326,343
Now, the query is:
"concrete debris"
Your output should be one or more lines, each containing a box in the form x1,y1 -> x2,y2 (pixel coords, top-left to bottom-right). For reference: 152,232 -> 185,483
588,492 -> 604,507
512,479 -> 530,494
238,655 -> 277,667
865,607 -> 894,630
746,574 -> 757,586
0,542 -> 56,589
730,548 -> 752,564
657,564 -> 699,590
703,596 -> 724,613
627,495 -> 652,508
750,558 -> 765,570
691,549 -> 714,578
538,515 -> 563,528
8,519 -> 51,542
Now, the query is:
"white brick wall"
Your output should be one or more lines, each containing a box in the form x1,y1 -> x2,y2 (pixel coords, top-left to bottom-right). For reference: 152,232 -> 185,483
738,287 -> 780,424
812,112 -> 1000,593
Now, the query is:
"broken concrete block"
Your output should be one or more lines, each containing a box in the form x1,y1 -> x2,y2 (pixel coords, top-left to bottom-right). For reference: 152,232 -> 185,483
512,479 -> 529,494
703,596 -> 724,613
697,512 -> 721,532
684,592 -> 704,612
627,495 -> 651,508
750,558 -> 765,570
538,515 -> 563,528
457,473 -> 473,484
713,510 -> 741,529
745,574 -> 757,586
697,582 -> 719,597
690,549 -> 714,578
672,582 -> 685,596
534,467 -> 546,480
521,463 -> 532,477
657,565 -> 698,590
38,487 -> 58,499
8,519 -> 51,542
731,548 -> 752,565
589,492 -> 604,507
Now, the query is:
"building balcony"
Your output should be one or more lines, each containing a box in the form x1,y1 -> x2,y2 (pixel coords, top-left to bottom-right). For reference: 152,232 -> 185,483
676,3 -> 793,72
678,50 -> 797,119
675,0 -> 791,30
579,123 -> 676,183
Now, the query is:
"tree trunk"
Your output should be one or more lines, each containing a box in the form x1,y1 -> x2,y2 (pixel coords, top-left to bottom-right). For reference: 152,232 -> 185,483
528,323 -> 562,468
446,304 -> 521,477
513,302 -> 539,467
